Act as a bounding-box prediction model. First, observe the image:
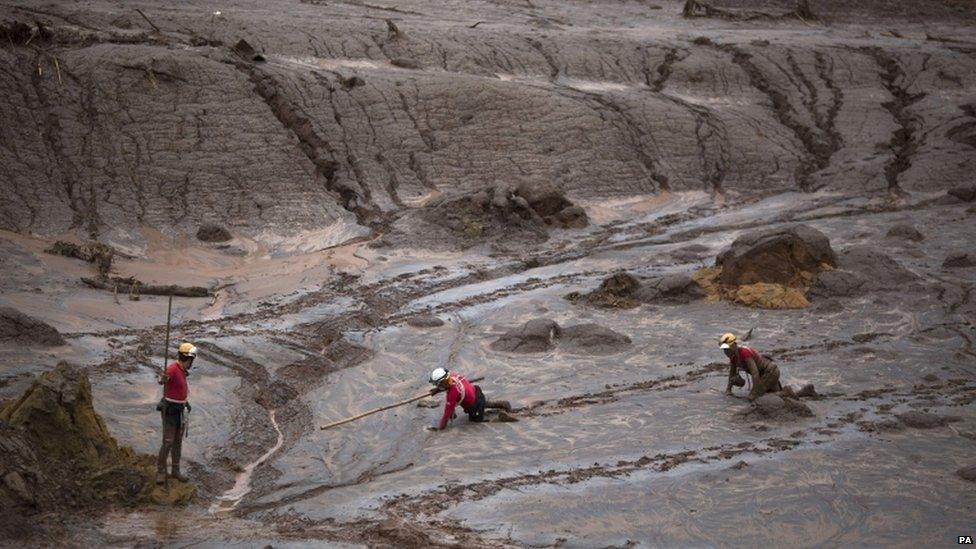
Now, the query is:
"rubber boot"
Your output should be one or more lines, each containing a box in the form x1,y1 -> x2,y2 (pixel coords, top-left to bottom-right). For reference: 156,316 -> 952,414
169,425 -> 189,482
485,400 -> 512,411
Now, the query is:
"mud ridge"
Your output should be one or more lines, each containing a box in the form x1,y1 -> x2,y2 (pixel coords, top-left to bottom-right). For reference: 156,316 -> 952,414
860,47 -> 927,195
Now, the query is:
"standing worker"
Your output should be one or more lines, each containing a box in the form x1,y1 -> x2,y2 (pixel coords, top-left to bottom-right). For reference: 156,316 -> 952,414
156,342 -> 196,484
428,368 -> 510,431
719,333 -> 782,401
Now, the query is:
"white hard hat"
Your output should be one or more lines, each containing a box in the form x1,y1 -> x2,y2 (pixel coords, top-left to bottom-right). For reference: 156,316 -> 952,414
429,367 -> 449,385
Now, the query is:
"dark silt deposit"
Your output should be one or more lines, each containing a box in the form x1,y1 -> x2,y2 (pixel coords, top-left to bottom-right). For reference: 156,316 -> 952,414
0,0 -> 975,546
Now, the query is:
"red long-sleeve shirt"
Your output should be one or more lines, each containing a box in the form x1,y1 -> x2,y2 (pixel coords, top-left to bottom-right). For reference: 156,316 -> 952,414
438,374 -> 476,429
163,362 -> 188,403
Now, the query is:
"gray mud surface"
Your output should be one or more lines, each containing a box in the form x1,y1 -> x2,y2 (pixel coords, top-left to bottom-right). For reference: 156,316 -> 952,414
1,0 -> 975,546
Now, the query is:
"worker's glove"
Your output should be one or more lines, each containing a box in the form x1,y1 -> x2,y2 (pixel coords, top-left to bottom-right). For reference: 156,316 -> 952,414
185,402 -> 192,413
429,387 -> 439,396
157,373 -> 169,385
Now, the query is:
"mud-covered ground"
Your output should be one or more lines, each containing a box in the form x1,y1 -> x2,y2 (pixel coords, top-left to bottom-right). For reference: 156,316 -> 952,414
1,0 -> 975,546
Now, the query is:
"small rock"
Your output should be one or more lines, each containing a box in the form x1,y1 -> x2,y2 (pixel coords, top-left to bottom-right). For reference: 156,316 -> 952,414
390,57 -> 421,69
947,184 -> 976,202
729,460 -> 748,470
797,384 -> 818,398
196,223 -> 233,243
957,464 -> 976,482
406,315 -> 445,328
922,373 -> 939,382
885,223 -> 924,242
490,318 -> 561,353
943,251 -> 975,269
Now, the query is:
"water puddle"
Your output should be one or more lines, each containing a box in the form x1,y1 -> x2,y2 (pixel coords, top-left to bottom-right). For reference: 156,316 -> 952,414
210,409 -> 284,516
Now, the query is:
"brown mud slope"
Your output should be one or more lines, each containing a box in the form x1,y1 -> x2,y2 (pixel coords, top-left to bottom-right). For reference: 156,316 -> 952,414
0,0 -> 975,547
0,363 -> 192,539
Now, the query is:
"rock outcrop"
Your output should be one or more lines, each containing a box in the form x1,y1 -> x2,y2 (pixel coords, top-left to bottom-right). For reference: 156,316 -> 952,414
943,251 -> 975,269
0,363 -> 194,528
695,225 -> 836,308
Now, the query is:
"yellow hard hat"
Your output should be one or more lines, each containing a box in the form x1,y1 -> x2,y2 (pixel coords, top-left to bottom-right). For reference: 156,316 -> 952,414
178,342 -> 197,357
719,333 -> 736,349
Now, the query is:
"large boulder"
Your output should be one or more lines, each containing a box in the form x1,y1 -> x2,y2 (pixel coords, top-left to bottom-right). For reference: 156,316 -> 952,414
490,318 -> 561,353
715,225 -> 836,287
560,324 -> 632,355
810,246 -> 919,298
636,273 -> 706,304
0,307 -> 64,346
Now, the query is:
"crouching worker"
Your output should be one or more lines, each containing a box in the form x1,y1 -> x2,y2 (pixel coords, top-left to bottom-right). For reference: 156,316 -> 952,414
156,342 -> 196,484
719,333 -> 782,401
428,368 -> 510,431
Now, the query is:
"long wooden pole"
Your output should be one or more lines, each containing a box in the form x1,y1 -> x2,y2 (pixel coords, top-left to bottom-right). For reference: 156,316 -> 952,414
319,376 -> 485,431
161,293 -> 173,380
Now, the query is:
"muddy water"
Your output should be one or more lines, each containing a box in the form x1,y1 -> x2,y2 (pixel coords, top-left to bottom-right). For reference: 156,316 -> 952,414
4,191 -> 974,546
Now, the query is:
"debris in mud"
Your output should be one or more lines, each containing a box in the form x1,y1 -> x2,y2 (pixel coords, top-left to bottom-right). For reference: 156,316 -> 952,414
0,363 -> 194,531
513,181 -> 590,229
45,240 -> 115,278
81,276 -> 211,298
729,460 -> 748,470
693,225 -> 835,309
405,183 -> 588,250
957,465 -> 976,483
942,251 -> 975,268
810,246 -> 919,298
948,184 -> 976,202
0,307 -> 64,346
744,394 -> 814,421
895,411 -> 962,429
406,315 -> 445,328
491,318 -> 560,353
196,223 -> 233,242
682,0 -> 816,21
491,318 -> 630,355
560,323 -> 632,356
886,223 -> 924,242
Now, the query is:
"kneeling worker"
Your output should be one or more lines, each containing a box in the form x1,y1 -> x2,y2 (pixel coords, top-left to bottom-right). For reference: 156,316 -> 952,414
428,368 -> 510,431
719,332 -> 782,401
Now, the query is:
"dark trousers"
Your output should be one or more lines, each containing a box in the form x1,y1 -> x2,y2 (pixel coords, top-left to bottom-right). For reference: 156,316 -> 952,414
467,386 -> 487,422
157,402 -> 185,474
749,363 -> 782,400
